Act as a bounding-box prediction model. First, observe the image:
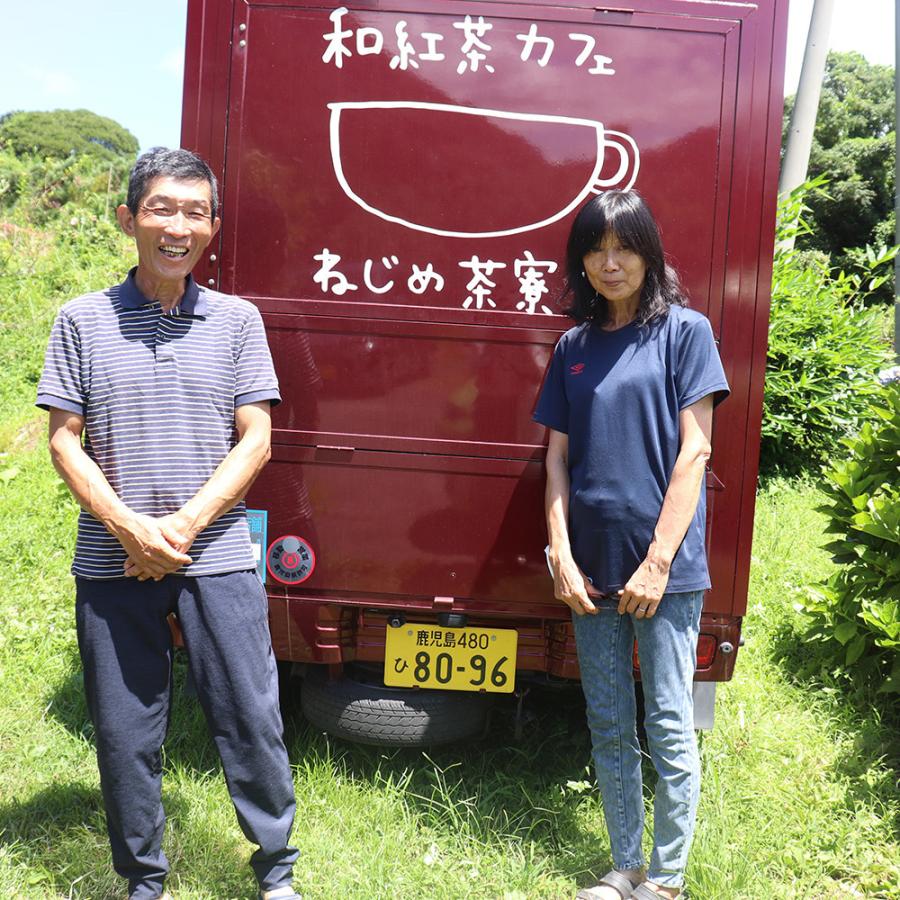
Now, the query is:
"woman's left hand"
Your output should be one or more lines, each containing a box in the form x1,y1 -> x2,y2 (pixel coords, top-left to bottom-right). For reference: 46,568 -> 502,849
618,557 -> 671,618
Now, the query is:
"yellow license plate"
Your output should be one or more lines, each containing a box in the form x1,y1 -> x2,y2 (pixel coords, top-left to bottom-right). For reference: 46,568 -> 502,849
384,624 -> 517,693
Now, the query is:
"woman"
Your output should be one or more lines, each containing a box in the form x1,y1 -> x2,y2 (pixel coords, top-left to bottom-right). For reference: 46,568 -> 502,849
534,191 -> 729,900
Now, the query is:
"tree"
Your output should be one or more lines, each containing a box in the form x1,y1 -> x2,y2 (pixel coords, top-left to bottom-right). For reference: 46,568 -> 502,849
783,52 -> 895,277
0,109 -> 138,161
762,182 -> 894,473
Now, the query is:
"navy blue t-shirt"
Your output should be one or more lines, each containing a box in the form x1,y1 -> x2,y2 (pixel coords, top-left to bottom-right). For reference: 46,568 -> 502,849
533,305 -> 729,593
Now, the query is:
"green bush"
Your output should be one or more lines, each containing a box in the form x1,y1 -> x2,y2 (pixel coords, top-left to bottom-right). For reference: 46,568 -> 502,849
0,149 -> 29,206
762,181 -> 895,472
0,148 -> 133,428
0,148 -> 130,225
803,382 -> 900,695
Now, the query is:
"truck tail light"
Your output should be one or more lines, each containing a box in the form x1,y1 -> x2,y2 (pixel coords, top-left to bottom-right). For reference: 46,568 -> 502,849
695,634 -> 718,668
632,634 -> 718,670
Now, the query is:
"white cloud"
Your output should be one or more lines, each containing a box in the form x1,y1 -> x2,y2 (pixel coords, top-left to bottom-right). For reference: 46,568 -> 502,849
25,66 -> 78,98
159,48 -> 184,78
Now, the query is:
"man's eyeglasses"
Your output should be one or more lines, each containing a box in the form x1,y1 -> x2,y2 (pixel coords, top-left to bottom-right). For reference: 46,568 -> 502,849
139,204 -> 211,224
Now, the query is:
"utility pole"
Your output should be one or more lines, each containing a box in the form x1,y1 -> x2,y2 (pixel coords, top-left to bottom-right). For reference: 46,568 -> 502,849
895,0 -> 899,361
779,0 -> 836,249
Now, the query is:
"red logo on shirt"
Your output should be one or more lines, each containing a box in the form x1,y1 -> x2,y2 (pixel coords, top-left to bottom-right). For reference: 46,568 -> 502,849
569,363 -> 585,375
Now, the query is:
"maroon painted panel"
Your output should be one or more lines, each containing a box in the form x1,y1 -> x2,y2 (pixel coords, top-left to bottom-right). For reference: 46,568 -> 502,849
255,442 -> 725,614
184,0 -> 788,671
222,2 -> 740,325
259,443 -> 550,605
264,312 -> 555,456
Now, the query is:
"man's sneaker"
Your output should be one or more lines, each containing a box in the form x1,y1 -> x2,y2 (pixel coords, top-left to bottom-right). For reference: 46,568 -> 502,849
259,887 -> 302,900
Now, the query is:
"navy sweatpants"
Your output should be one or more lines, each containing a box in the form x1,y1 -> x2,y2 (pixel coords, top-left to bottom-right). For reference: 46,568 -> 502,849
75,571 -> 298,900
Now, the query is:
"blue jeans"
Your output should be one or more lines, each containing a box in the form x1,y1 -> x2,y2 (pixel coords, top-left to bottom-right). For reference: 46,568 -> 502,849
572,590 -> 703,889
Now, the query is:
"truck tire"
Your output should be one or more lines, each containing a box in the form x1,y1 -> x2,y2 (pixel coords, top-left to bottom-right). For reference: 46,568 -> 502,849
300,666 -> 493,748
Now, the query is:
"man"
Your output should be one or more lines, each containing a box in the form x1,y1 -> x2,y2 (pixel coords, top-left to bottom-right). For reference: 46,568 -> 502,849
37,148 -> 301,900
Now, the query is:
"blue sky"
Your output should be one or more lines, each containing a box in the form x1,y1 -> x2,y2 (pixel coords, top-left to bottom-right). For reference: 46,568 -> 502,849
0,0 -> 894,154
1,1 -> 188,151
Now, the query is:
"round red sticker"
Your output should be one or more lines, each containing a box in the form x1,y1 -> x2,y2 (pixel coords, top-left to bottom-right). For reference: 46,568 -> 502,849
266,535 -> 316,585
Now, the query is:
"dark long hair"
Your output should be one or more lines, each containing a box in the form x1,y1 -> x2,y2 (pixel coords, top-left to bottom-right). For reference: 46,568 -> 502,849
562,190 -> 686,326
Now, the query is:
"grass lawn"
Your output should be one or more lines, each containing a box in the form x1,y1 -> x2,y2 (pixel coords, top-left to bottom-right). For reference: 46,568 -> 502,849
1,225 -> 897,899
2,442 -> 897,900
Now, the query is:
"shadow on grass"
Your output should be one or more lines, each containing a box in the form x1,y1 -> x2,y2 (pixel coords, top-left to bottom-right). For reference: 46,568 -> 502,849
0,781 -> 108,897
0,781 -> 104,841
279,679 -> 632,889
0,781 -> 218,900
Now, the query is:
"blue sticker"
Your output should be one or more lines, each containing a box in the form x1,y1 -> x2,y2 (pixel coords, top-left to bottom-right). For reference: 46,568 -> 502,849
246,509 -> 268,582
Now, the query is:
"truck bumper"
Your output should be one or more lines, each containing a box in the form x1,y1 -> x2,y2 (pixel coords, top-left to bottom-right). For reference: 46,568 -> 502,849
265,594 -> 742,682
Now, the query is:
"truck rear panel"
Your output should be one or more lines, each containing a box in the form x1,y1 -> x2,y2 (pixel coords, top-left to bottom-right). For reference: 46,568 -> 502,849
182,0 -> 787,685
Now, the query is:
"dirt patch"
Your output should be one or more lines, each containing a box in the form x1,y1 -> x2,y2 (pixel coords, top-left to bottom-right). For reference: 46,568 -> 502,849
9,417 -> 44,453
0,221 -> 52,259
0,221 -> 42,239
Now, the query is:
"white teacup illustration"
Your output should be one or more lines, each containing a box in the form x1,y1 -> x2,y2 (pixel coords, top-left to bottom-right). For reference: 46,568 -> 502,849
328,101 -> 640,239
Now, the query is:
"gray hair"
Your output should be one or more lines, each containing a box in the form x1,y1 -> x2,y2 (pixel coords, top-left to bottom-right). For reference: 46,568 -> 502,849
126,147 -> 219,221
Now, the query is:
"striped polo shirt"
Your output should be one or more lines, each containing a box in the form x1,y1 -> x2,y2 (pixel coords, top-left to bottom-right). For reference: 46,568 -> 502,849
37,270 -> 281,580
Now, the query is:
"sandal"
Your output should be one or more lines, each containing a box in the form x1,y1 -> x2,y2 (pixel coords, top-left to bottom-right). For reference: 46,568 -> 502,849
630,884 -> 680,899
576,869 -> 645,899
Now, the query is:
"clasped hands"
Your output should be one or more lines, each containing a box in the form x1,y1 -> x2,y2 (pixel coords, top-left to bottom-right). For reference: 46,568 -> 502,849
549,549 -> 670,619
115,511 -> 198,581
